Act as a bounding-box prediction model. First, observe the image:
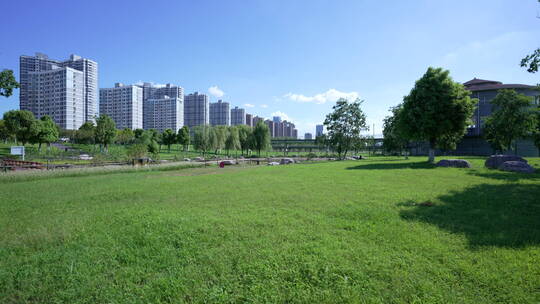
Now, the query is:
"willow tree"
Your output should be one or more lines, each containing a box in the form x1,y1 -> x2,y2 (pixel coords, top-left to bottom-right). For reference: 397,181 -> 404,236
399,67 -> 477,163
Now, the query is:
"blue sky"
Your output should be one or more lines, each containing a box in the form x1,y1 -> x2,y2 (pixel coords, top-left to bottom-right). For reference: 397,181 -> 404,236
1,0 -> 539,137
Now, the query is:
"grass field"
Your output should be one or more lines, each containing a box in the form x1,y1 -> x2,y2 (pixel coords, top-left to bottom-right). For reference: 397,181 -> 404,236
1,157 -> 539,303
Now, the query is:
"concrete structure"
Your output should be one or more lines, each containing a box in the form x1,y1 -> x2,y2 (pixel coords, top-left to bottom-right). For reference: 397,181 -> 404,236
304,133 -> 313,140
464,78 -> 540,136
143,96 -> 183,132
99,83 -> 143,130
231,106 -> 246,125
210,99 -> 230,126
184,92 -> 209,127
293,129 -> 298,139
316,124 -> 324,137
20,53 -> 98,129
273,116 -> 281,123
245,113 -> 253,127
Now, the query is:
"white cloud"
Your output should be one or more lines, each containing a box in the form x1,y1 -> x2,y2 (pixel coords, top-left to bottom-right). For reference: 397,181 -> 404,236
270,111 -> 291,122
441,31 -> 532,66
208,86 -> 225,98
244,103 -> 255,108
260,104 -> 268,108
283,89 -> 360,104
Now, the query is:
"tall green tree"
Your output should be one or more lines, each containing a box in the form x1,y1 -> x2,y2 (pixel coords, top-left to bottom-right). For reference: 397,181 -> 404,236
0,69 -> 19,97
116,128 -> 134,145
193,125 -> 212,157
225,126 -> 241,156
177,126 -> 190,151
0,119 -> 12,143
33,115 -> 59,151
94,115 -> 116,152
75,122 -> 95,144
162,128 -> 176,152
134,128 -> 145,139
237,124 -> 252,156
399,67 -> 477,163
483,89 -> 537,153
2,110 -> 37,145
211,126 -> 227,155
251,121 -> 271,156
382,105 -> 408,156
533,110 -> 540,154
323,98 -> 368,159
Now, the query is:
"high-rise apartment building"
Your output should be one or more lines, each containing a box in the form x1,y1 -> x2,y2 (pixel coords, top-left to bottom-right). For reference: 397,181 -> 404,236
210,99 -> 230,126
184,92 -> 209,127
252,116 -> 264,126
245,113 -> 253,127
316,124 -> 324,137
230,106 -> 246,125
143,96 -> 183,132
99,83 -> 143,130
273,116 -> 281,123
265,120 -> 275,137
20,53 -> 98,129
137,83 -> 184,131
304,133 -> 313,140
27,67 -> 85,130
140,83 -> 183,101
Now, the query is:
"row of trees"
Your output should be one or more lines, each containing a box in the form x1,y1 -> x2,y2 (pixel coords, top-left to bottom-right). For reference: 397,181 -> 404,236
191,121 -> 271,157
0,110 -> 59,150
382,67 -> 540,162
72,118 -> 272,157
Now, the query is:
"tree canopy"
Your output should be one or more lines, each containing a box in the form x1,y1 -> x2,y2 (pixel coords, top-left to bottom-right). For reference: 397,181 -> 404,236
177,126 -> 190,151
161,128 -> 176,152
193,125 -> 212,157
32,115 -> 59,150
483,89 -> 537,152
521,48 -> 540,73
0,69 -> 19,97
94,115 -> 116,152
323,98 -> 367,159
398,67 -> 477,162
382,105 -> 408,155
2,110 -> 37,145
251,121 -> 271,156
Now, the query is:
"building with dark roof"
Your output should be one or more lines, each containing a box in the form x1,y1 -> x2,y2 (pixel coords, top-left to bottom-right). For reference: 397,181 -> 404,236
409,78 -> 539,157
464,78 -> 539,137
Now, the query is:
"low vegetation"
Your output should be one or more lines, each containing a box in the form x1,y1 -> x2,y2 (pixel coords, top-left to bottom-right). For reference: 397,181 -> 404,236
1,157 -> 539,303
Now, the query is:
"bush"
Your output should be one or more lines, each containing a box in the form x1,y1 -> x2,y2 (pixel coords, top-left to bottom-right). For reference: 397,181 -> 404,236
127,144 -> 148,159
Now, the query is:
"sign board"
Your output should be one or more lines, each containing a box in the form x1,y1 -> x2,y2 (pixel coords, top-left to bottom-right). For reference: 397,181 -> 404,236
10,146 -> 25,160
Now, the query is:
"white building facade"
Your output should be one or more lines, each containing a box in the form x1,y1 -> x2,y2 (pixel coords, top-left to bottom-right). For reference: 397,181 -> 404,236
99,83 -> 143,130
20,53 -> 98,129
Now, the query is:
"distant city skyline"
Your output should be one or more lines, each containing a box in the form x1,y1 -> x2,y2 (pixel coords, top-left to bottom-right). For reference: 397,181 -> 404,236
1,1 -> 539,136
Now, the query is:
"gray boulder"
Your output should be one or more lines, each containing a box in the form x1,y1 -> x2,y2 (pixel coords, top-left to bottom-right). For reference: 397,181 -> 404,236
498,161 -> 535,173
267,162 -> 280,166
280,158 -> 295,165
221,159 -> 236,165
436,159 -> 472,168
485,155 -> 527,169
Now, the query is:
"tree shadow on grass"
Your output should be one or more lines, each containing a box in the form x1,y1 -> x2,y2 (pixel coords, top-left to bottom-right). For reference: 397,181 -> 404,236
467,170 -> 540,182
346,161 -> 436,170
400,183 -> 540,248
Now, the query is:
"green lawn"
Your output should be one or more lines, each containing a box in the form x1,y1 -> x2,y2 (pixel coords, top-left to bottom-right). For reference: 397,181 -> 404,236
1,157 -> 539,303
